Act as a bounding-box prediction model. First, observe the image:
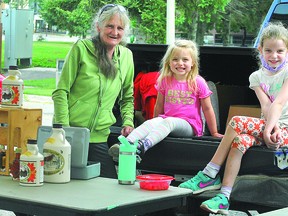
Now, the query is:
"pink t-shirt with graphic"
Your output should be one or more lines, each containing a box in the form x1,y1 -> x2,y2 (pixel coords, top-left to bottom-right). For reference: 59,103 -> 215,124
155,75 -> 212,136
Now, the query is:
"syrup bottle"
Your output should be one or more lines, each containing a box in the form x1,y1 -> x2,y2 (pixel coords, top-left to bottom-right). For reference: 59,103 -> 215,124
20,139 -> 44,186
1,66 -> 23,107
10,148 -> 21,180
43,124 -> 71,183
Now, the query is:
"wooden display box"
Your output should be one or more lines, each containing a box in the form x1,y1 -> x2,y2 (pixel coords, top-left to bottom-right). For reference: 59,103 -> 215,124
0,107 -> 42,176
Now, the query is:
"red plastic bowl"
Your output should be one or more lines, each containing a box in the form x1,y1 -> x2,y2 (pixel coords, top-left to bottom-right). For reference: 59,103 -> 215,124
136,174 -> 174,191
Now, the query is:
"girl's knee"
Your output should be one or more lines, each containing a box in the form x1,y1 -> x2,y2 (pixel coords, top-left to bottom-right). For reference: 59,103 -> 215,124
162,117 -> 175,129
231,134 -> 253,154
229,116 -> 243,126
229,116 -> 248,134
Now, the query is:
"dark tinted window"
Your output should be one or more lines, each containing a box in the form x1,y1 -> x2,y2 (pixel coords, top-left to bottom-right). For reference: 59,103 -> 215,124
271,3 -> 288,26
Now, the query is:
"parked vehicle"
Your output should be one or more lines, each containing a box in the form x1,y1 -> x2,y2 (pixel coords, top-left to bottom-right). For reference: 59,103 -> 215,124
108,0 -> 288,214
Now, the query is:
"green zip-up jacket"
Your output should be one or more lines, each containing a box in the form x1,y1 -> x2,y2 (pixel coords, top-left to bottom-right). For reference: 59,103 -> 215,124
52,39 -> 134,143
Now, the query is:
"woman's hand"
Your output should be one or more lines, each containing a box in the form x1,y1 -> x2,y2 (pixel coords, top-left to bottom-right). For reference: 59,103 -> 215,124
121,126 -> 134,136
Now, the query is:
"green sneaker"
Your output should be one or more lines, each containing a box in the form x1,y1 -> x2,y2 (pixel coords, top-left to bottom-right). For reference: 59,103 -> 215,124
200,193 -> 229,215
178,171 -> 221,194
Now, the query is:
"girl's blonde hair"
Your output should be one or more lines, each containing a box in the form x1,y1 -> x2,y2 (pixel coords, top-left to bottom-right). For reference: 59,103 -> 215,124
258,22 -> 288,49
157,39 -> 200,91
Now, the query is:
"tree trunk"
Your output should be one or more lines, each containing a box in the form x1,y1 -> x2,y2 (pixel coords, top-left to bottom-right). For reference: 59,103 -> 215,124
196,21 -> 205,46
222,13 -> 230,46
188,13 -> 198,41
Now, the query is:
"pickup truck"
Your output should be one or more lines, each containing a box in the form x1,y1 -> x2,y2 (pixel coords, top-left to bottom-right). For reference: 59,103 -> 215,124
108,1 -> 288,214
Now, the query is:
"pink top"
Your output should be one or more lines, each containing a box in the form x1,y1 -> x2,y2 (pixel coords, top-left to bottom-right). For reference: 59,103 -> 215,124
155,75 -> 212,136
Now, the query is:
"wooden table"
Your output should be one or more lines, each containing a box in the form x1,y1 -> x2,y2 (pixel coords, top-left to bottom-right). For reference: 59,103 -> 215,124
0,176 -> 192,216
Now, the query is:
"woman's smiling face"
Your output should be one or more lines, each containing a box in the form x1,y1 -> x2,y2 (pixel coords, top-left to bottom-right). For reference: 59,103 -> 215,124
98,14 -> 125,49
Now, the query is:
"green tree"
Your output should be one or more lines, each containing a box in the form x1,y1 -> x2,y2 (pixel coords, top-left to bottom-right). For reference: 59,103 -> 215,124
116,0 -> 166,44
36,0 -> 273,45
121,0 -> 231,44
4,0 -> 30,8
177,0 -> 231,45
38,0 -> 167,43
38,0 -> 101,38
214,0 -> 273,46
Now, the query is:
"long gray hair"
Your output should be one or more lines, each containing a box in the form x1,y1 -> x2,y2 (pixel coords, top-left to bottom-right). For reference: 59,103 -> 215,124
91,5 -> 130,79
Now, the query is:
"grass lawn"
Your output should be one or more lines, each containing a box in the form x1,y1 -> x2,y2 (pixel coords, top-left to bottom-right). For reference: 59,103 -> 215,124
1,41 -> 73,68
30,41 -> 73,68
24,78 -> 56,96
1,40 -> 73,96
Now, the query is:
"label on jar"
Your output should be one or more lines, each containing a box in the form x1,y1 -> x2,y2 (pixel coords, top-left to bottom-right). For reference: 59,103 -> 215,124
43,149 -> 65,175
20,160 -> 44,185
1,84 -> 23,106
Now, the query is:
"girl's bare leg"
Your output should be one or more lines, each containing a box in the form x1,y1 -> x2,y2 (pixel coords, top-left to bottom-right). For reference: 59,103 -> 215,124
210,125 -> 238,166
222,148 -> 243,187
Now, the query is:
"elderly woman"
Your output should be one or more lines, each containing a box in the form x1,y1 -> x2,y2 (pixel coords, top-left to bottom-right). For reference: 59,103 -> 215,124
52,4 -> 134,178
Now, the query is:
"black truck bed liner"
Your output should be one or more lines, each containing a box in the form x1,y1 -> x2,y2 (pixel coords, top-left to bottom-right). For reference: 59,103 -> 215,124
108,126 -> 288,212
108,126 -> 285,177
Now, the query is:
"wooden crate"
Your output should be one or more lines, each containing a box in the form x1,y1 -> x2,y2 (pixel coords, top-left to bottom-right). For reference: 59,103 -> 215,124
0,107 -> 42,176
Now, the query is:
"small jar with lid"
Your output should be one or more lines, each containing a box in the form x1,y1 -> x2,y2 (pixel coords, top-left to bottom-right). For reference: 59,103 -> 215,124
20,139 -> 44,186
1,65 -> 23,107
10,148 -> 22,180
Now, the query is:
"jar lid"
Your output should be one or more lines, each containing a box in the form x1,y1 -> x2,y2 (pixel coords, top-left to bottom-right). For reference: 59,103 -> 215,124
15,148 -> 22,153
53,123 -> 63,128
27,139 -> 37,144
9,65 -> 18,70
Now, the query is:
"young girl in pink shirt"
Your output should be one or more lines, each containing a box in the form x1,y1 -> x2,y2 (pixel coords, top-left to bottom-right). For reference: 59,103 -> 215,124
109,39 -> 223,161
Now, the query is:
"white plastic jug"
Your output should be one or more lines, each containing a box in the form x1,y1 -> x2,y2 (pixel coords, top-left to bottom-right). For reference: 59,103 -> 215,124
20,139 -> 44,186
0,74 -> 5,103
43,123 -> 71,183
1,66 -> 23,107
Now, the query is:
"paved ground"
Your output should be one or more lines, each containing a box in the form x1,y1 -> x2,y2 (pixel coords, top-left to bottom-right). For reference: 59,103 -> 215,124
24,94 -> 54,126
3,67 -> 57,80
2,67 -> 55,126
20,67 -> 55,126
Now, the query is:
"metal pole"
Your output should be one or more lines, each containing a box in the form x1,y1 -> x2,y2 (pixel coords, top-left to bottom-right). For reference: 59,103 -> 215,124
166,0 -> 175,44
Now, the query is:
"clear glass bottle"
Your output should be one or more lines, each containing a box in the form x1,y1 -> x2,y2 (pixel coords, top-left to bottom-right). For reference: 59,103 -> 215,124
0,145 -> 6,170
10,148 -> 21,180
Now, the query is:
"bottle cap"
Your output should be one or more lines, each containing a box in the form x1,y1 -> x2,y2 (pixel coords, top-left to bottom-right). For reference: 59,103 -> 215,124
27,139 -> 37,144
15,148 -> 22,153
118,135 -> 137,152
0,145 -> 5,151
53,123 -> 63,128
9,65 -> 18,70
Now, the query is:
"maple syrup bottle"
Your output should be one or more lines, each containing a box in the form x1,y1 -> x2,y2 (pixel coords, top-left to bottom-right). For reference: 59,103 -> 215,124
1,65 -> 23,107
43,124 -> 71,183
20,139 -> 44,186
9,148 -> 21,180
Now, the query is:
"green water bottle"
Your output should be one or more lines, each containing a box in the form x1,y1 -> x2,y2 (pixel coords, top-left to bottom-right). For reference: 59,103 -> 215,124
118,135 -> 137,185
